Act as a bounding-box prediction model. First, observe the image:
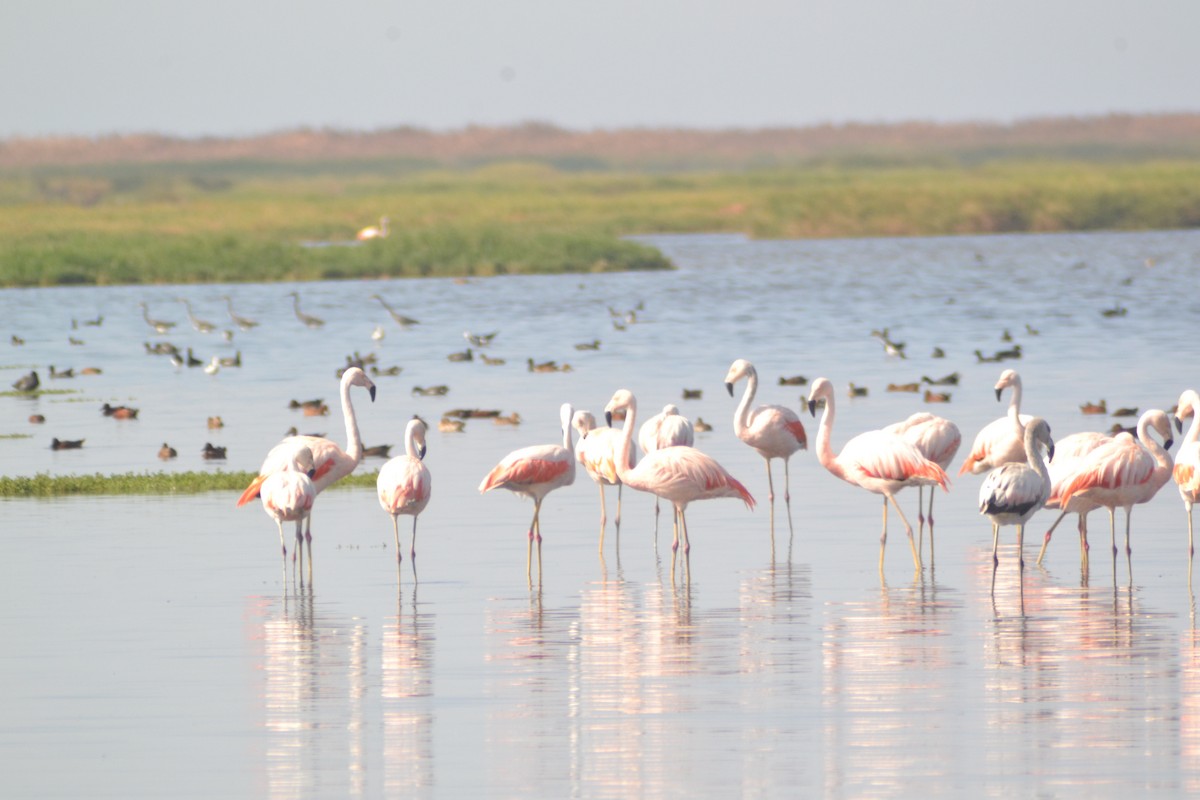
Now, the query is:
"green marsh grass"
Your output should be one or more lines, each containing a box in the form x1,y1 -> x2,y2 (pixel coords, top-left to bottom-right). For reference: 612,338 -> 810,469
0,470 -> 380,498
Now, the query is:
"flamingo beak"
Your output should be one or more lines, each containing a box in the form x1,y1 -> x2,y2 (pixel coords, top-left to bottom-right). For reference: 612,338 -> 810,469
605,411 -> 613,427
1165,437 -> 1175,451
994,388 -> 1003,401
368,385 -> 377,402
725,382 -> 734,397
307,468 -> 316,479
1176,416 -> 1185,433
1047,442 -> 1056,462
417,443 -> 427,459
808,399 -> 817,417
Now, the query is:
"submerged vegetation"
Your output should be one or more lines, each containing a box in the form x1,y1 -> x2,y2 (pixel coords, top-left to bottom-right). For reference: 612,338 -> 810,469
2,117 -> 1200,287
0,470 -> 380,498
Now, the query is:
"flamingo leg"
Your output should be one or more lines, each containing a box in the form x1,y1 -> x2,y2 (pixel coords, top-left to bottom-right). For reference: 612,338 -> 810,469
1189,502 -> 1196,559
878,498 -> 888,577
886,493 -> 921,572
917,486 -> 926,559
1017,523 -> 1025,570
783,458 -> 795,539
410,516 -> 420,582
1036,510 -> 1069,566
306,530 -> 313,585
1108,508 -> 1118,558
765,459 -> 776,536
535,507 -> 544,586
615,482 -> 623,534
1079,513 -> 1091,574
990,522 -> 1000,594
526,501 -> 539,586
679,506 -> 692,584
598,483 -> 607,555
927,488 -> 936,563
391,514 -> 403,566
276,519 -> 288,559
1124,508 -> 1133,581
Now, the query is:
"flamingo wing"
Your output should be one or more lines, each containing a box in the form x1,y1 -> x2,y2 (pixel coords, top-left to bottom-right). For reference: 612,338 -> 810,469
1176,442 -> 1200,500
479,445 -> 571,492
378,457 -> 431,515
841,431 -> 949,489
979,463 -> 1046,518
1059,434 -> 1155,505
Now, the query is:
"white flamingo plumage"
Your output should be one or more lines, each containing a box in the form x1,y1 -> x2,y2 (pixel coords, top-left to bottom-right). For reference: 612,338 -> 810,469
605,389 -> 755,581
978,417 -> 1054,590
1058,409 -> 1175,567
377,417 -> 431,578
636,403 -> 695,536
724,359 -> 808,536
357,215 -> 390,241
238,367 -> 377,576
959,369 -> 1035,475
258,445 -> 316,568
478,403 -> 577,584
807,377 -> 950,574
1034,429 -> 1113,569
572,410 -> 635,554
884,411 -> 961,554
1174,390 -> 1200,557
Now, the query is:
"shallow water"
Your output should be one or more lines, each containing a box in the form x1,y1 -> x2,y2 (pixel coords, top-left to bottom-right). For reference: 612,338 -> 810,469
2,229 -> 1200,796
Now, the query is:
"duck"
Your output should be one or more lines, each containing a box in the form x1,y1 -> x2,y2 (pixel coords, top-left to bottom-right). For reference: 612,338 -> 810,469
923,390 -> 952,403
887,382 -> 921,393
447,348 -> 474,362
693,416 -> 714,433
101,403 -> 140,419
848,383 -> 869,398
303,403 -> 330,417
51,437 -> 84,450
464,331 -> 498,347
682,388 -> 703,400
10,335 -> 23,346
931,347 -> 946,358
411,385 -> 450,397
145,342 -> 180,356
158,442 -> 178,460
218,351 -> 241,368
1024,323 -> 1040,336
922,372 -> 961,386
202,442 -> 227,460
68,337 -> 84,346
79,367 -> 102,376
185,348 -> 203,367
371,325 -> 386,342
11,371 -> 39,392
438,416 -> 466,433
207,416 -> 225,429
480,354 -> 506,366
995,344 -> 1023,361
1110,422 -> 1138,437
363,444 -> 393,458
369,365 -> 403,377
1111,406 -> 1139,417
527,358 -> 562,373
574,340 -> 601,351
1101,303 -> 1128,318
288,398 -> 325,412
1080,399 -> 1107,415
778,375 -> 808,386
493,412 -> 522,426
29,414 -> 45,424
285,426 -> 325,438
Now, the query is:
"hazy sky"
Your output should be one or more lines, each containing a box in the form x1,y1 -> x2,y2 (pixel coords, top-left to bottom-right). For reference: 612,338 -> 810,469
4,0 -> 1199,138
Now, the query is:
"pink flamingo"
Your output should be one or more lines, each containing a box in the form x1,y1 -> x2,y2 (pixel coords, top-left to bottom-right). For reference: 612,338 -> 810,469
979,417 -> 1054,591
636,403 -> 694,536
725,359 -> 808,536
377,417 -> 431,578
884,412 -> 961,555
1174,390 -> 1200,557
572,410 -> 634,554
1058,409 -> 1174,571
238,367 -> 377,577
806,377 -> 950,575
959,369 -> 1035,475
604,389 -> 754,581
479,403 -> 577,584
1034,429 -> 1113,570
258,445 -> 316,575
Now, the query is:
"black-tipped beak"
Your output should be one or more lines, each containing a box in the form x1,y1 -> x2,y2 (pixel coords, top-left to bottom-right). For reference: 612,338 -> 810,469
1047,442 -> 1055,462
725,382 -> 734,397
307,468 -> 316,479
605,411 -> 613,427
368,385 -> 377,402
1176,416 -> 1184,434
417,443 -> 427,460
1166,437 -> 1175,451
994,388 -> 1002,402
808,399 -> 817,417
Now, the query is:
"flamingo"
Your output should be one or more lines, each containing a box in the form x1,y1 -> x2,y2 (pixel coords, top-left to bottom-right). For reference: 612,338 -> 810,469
237,367 -> 377,578
258,445 -> 316,570
1174,389 -> 1200,557
959,369 -> 1036,475
572,410 -> 635,554
176,298 -> 216,333
377,417 -> 431,578
1058,409 -> 1175,570
636,403 -> 695,536
478,403 -> 577,585
883,411 -> 961,555
223,295 -> 259,330
807,377 -> 950,575
287,291 -> 325,328
371,294 -> 420,326
979,417 -> 1054,591
1034,429 -> 1113,570
139,302 -> 176,333
357,215 -> 390,241
604,389 -> 755,581
724,358 -> 808,537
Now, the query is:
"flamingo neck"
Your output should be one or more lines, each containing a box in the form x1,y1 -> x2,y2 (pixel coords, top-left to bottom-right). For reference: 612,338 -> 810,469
1023,427 -> 1050,481
733,369 -> 757,437
1138,415 -> 1174,479
340,375 -> 364,463
404,422 -> 419,459
1007,378 -> 1024,433
613,400 -> 637,485
813,392 -> 843,478
1185,395 -> 1200,447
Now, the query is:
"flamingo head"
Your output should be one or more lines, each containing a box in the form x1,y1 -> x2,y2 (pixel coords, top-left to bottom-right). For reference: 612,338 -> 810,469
571,410 -> 597,438
1026,417 -> 1054,462
723,358 -> 754,395
291,445 -> 316,478
604,389 -> 635,427
806,377 -> 833,417
1144,409 -> 1174,450
340,366 -> 377,401
406,416 -> 428,459
1175,390 -> 1200,433
994,368 -> 1021,401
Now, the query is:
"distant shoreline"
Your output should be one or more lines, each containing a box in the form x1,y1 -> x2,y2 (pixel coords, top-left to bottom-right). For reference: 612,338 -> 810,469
3,113 -> 1200,169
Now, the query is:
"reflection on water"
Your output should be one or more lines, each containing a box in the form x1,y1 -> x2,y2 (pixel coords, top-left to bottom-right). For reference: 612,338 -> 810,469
382,588 -> 435,796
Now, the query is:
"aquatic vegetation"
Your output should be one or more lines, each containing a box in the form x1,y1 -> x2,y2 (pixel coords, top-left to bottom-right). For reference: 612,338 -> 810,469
0,470 -> 380,497
0,388 -> 79,398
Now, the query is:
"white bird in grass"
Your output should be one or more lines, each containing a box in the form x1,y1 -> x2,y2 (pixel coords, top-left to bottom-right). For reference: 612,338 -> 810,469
725,358 -> 808,538
357,215 -> 390,241
978,417 -> 1054,593
478,403 -> 577,585
377,417 -> 431,580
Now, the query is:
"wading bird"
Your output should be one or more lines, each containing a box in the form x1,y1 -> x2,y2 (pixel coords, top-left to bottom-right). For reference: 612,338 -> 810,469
636,403 -> 695,537
959,369 -> 1036,475
572,410 -> 634,554
1175,389 -> 1200,558
258,445 -> 316,571
883,412 -> 961,555
377,417 -> 431,579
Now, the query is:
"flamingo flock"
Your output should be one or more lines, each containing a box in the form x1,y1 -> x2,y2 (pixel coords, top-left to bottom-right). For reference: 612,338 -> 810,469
226,332 -> 1193,595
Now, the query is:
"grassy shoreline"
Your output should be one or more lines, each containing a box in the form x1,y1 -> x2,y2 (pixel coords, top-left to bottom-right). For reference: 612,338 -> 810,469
0,470 -> 380,498
2,157 -> 1200,287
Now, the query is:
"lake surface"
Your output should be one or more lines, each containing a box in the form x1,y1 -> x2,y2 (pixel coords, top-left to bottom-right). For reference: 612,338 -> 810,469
2,229 -> 1200,797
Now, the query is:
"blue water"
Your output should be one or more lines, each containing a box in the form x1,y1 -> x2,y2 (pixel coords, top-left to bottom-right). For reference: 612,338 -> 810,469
2,229 -> 1199,797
